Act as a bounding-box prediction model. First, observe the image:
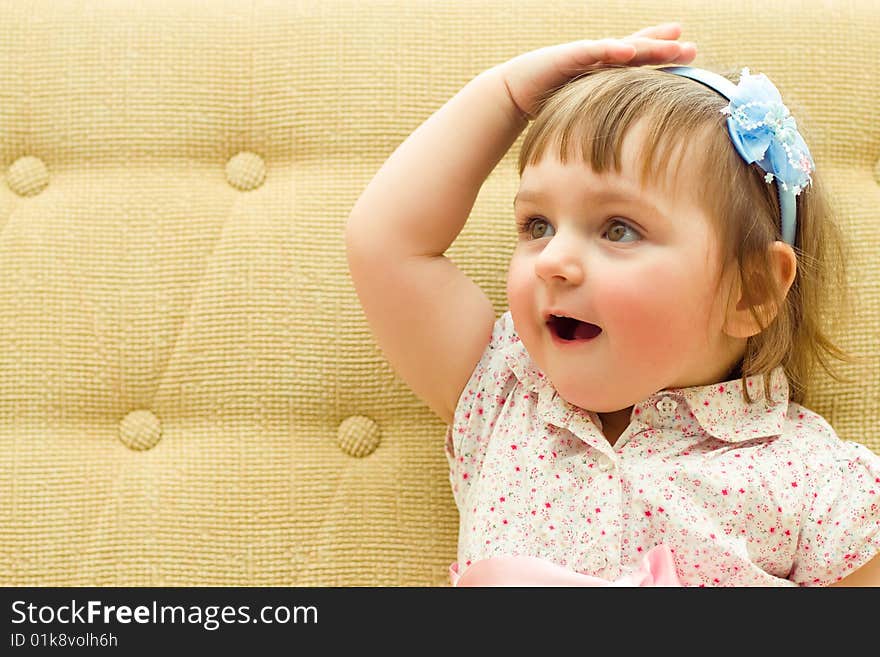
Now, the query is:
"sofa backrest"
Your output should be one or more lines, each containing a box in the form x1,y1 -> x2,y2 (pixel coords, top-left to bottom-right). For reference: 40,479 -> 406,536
1,0 -> 877,585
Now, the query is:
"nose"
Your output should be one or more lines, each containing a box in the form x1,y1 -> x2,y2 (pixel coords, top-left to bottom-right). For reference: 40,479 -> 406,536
534,231 -> 585,285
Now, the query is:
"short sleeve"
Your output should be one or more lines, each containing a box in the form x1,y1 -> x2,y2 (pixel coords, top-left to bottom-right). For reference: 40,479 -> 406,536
444,310 -> 518,510
789,435 -> 880,586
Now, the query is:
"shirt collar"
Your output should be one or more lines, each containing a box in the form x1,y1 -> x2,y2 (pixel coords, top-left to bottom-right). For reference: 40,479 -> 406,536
502,337 -> 789,443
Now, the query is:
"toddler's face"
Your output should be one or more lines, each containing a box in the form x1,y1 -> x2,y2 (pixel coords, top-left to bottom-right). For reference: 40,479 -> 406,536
507,122 -> 747,413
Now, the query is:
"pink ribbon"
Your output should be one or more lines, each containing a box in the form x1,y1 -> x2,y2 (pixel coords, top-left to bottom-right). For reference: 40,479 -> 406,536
449,544 -> 681,587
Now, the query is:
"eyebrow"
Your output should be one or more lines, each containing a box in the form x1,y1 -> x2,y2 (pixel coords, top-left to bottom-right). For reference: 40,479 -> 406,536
513,188 -> 666,218
513,190 -> 542,206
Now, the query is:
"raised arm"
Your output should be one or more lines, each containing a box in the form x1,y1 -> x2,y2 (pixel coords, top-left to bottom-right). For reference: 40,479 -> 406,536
345,23 -> 696,424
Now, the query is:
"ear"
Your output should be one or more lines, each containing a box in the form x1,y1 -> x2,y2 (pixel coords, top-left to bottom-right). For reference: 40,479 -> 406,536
723,241 -> 797,339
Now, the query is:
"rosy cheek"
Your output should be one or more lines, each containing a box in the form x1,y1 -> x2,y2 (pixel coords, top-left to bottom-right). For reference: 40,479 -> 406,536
596,280 -> 655,331
595,262 -> 693,345
506,257 -> 539,341
506,257 -> 530,304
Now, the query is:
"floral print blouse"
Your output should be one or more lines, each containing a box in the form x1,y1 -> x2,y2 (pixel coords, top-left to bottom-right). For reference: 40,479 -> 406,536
445,311 -> 880,586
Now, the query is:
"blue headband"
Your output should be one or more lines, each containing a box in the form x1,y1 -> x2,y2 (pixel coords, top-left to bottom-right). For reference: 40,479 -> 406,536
658,66 -> 814,246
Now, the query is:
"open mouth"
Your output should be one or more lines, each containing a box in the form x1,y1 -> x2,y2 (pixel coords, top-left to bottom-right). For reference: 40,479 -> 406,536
547,315 -> 603,342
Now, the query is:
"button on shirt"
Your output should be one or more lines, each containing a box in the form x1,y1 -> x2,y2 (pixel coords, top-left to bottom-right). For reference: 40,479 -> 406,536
444,311 -> 880,586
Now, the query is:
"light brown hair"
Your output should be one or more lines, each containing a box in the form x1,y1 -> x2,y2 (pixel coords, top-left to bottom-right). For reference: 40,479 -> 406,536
518,66 -> 852,404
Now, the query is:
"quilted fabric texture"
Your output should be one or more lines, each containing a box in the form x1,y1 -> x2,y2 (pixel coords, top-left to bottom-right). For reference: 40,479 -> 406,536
0,0 -> 877,586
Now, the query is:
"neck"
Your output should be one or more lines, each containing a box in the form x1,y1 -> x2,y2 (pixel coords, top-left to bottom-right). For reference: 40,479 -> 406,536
598,407 -> 633,446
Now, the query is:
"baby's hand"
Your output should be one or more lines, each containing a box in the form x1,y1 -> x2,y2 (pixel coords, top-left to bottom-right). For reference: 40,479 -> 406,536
497,22 -> 696,120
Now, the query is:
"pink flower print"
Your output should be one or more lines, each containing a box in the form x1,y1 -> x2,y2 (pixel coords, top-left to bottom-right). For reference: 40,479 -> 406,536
446,312 -> 877,587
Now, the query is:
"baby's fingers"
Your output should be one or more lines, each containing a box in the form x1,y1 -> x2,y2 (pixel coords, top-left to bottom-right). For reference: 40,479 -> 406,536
499,31 -> 694,119
565,37 -> 694,71
619,37 -> 696,66
627,22 -> 684,41
620,23 -> 696,66
561,38 -> 636,69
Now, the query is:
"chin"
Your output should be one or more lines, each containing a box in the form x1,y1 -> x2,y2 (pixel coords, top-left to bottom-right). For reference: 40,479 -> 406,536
551,378 -> 631,414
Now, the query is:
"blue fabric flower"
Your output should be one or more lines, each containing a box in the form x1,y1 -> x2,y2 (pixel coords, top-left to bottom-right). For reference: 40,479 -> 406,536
723,68 -> 814,194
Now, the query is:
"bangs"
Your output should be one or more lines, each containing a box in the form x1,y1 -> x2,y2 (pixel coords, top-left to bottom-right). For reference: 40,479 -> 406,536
518,66 -> 732,200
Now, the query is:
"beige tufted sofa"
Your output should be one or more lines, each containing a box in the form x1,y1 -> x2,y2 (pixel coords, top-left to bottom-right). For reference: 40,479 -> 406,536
1,0 -> 878,587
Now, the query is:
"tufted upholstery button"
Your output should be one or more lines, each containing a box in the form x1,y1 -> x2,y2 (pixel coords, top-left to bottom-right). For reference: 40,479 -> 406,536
337,415 -> 381,458
6,156 -> 49,197
225,151 -> 266,191
119,410 -> 162,451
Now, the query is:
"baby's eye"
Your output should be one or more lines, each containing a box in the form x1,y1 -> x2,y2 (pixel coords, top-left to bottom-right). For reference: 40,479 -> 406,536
518,217 -> 555,240
604,219 -> 641,243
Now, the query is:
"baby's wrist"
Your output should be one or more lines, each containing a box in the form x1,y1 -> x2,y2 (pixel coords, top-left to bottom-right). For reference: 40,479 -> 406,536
478,64 -> 531,128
